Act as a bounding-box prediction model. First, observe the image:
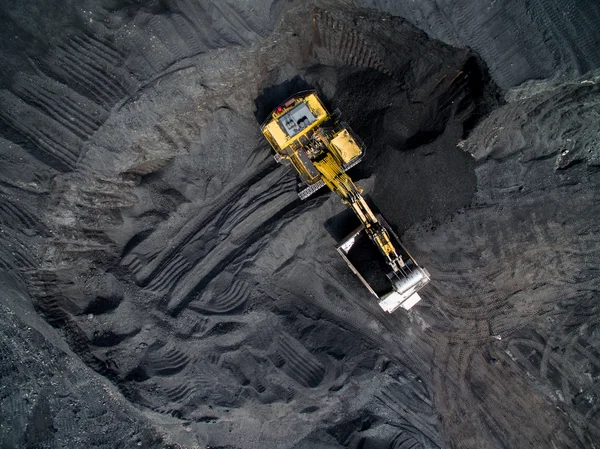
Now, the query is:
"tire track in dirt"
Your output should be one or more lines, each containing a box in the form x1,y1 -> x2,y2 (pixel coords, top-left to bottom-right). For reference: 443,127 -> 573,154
506,316 -> 600,445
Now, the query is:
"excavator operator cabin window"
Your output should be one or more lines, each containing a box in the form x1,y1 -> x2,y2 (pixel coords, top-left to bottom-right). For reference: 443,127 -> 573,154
279,102 -> 316,137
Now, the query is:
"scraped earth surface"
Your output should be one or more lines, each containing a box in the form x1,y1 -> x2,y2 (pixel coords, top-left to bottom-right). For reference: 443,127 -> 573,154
1,1 -> 599,448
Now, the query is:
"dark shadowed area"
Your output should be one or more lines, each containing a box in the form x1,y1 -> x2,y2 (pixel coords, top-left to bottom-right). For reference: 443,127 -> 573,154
1,0 -> 599,448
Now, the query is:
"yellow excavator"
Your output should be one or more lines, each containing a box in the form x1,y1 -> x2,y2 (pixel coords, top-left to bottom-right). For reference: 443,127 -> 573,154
261,91 -> 430,312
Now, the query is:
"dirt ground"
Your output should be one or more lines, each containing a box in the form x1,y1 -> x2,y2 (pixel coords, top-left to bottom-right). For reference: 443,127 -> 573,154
0,1 -> 599,448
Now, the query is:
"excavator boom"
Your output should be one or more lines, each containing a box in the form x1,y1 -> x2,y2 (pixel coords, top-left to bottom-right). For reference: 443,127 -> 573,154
260,91 -> 430,312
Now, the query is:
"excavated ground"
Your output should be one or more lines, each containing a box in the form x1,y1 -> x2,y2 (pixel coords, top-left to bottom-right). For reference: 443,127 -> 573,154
0,0 -> 599,448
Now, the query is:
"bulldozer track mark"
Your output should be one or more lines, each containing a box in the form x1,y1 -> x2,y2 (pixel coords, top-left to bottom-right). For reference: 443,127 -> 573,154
430,274 -> 513,321
218,186 -> 289,237
34,295 -> 68,326
272,382 -> 297,402
48,47 -> 122,107
12,80 -> 104,140
29,271 -> 70,325
19,30 -> 129,116
165,178 -> 298,315
146,15 -> 192,61
177,0 -> 227,46
167,0 -> 267,54
0,96 -> 80,171
77,188 -> 138,210
529,0 -> 600,75
206,282 -> 250,313
146,346 -> 191,377
276,335 -> 325,389
437,296 -> 511,321
375,387 -> 441,448
0,198 -> 44,236
152,405 -> 182,418
59,41 -> 128,100
145,254 -> 192,295
189,277 -> 251,314
26,271 -> 116,380
572,341 -> 600,372
431,339 -> 455,429
211,2 -> 261,45
152,364 -> 228,410
70,33 -> 125,65
314,9 -> 390,76
380,384 -> 437,424
169,10 -> 217,54
128,27 -> 175,75
164,382 -> 196,403
122,254 -> 143,275
153,123 -> 190,151
507,336 -> 591,415
389,430 -> 424,449
0,244 -> 35,271
126,161 -> 282,287
64,32 -> 126,75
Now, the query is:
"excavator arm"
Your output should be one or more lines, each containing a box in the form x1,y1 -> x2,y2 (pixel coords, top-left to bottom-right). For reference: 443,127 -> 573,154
260,91 -> 430,312
311,152 -> 404,273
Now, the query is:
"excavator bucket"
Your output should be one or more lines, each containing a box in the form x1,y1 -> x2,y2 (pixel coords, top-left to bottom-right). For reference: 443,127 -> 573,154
336,216 -> 430,312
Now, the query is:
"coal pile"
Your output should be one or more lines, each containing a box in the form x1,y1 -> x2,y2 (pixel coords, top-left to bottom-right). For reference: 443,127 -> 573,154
1,0 -> 599,448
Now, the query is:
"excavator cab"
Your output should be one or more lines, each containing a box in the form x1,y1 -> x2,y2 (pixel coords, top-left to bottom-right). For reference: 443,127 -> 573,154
261,91 -> 364,199
260,90 -> 430,312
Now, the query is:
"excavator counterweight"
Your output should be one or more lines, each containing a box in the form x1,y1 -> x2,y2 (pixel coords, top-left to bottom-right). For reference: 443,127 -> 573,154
261,91 -> 430,312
